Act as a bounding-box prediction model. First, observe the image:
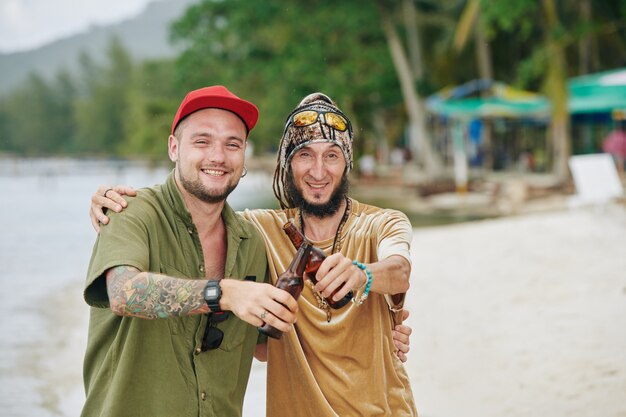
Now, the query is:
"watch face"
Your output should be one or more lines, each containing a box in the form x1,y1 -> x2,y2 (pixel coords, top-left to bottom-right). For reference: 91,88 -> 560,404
204,281 -> 222,312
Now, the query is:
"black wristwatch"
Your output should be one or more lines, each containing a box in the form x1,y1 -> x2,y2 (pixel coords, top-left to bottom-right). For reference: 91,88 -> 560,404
203,280 -> 222,313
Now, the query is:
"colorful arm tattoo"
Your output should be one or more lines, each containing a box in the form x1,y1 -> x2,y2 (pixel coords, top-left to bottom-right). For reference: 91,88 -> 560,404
106,265 -> 207,319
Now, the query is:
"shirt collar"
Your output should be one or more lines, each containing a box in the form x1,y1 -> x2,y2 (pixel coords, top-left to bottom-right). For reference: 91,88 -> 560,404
162,169 -> 250,239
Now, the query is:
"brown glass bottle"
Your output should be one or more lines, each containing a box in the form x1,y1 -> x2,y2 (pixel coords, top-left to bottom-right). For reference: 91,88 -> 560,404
283,221 -> 353,309
258,242 -> 311,339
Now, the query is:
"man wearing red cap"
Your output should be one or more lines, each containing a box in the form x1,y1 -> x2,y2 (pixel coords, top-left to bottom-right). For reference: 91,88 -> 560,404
81,86 -> 300,417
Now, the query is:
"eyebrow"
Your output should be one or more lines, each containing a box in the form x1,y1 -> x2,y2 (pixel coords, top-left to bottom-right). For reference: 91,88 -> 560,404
230,136 -> 246,143
299,143 -> 341,152
190,132 -> 245,143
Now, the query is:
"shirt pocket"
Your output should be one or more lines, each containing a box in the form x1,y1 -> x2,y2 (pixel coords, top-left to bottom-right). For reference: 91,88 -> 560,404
215,315 -> 248,352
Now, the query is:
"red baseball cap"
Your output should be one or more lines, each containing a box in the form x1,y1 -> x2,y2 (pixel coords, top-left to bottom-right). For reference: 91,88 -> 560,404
171,86 -> 259,135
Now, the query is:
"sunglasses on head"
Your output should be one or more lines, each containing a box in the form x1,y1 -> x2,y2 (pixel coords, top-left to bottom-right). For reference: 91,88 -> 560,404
201,311 -> 229,352
288,110 -> 350,133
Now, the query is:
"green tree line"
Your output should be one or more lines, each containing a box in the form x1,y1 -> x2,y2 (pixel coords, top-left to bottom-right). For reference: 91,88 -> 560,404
0,0 -> 624,176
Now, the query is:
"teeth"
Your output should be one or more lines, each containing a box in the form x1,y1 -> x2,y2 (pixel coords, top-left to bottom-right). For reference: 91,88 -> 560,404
202,169 -> 225,177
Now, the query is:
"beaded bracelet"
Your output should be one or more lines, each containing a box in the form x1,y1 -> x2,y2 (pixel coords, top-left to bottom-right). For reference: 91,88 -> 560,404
352,260 -> 372,306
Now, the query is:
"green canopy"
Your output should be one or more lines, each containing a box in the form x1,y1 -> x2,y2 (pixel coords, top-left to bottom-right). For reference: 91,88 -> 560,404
426,79 -> 549,119
568,67 -> 626,114
427,68 -> 626,119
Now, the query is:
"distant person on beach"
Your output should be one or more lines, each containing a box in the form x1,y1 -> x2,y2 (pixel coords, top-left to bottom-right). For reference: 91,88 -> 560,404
602,128 -> 626,177
91,92 -> 417,416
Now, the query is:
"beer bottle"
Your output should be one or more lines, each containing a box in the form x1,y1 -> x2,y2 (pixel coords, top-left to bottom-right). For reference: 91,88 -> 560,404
283,221 -> 353,309
258,242 -> 312,339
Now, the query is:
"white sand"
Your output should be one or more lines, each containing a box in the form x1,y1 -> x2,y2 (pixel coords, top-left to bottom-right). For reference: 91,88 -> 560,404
18,204 -> 626,416
404,203 -> 626,417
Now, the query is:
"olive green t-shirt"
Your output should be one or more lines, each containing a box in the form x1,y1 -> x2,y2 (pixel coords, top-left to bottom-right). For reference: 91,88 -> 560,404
82,172 -> 268,417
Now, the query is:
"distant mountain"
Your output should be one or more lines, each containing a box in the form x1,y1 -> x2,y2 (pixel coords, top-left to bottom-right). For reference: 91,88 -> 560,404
0,0 -> 198,95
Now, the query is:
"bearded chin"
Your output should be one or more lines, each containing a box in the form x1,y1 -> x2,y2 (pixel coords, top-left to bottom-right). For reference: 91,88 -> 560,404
178,165 -> 238,204
285,171 -> 349,218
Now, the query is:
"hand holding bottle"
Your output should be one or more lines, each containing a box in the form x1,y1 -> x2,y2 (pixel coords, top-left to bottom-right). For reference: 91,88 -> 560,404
283,222 -> 354,309
310,252 -> 368,304
258,242 -> 312,339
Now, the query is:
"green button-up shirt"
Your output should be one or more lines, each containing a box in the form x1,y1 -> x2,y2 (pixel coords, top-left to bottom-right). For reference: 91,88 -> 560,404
82,171 -> 268,417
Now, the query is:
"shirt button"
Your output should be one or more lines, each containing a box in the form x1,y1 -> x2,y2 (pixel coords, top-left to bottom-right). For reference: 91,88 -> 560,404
200,392 -> 207,401
194,347 -> 202,355
199,265 -> 205,273
187,227 -> 193,234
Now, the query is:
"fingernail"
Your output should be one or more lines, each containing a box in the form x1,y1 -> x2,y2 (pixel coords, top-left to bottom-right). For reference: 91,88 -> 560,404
115,204 -> 122,212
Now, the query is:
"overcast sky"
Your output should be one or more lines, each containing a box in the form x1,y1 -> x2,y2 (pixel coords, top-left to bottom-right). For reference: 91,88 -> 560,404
0,0 -> 154,53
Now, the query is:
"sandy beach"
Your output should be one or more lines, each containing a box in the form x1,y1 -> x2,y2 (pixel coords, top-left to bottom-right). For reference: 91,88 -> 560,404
3,198 -> 625,416
404,203 -> 626,417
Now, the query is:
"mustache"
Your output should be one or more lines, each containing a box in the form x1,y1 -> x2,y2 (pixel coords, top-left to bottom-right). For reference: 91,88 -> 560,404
285,171 -> 349,217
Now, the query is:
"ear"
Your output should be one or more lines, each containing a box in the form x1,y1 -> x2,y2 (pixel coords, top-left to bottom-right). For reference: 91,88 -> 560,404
168,135 -> 179,162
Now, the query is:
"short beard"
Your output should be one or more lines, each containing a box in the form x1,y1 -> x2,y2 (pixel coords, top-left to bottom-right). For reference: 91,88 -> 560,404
285,171 -> 349,218
178,165 -> 237,204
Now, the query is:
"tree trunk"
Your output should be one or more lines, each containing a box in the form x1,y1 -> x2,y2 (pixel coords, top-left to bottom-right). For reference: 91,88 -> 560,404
378,4 -> 442,179
402,0 -> 424,81
454,0 -> 494,171
474,11 -> 493,170
542,0 -> 571,183
474,15 -> 493,81
372,101 -> 389,165
578,0 -> 592,75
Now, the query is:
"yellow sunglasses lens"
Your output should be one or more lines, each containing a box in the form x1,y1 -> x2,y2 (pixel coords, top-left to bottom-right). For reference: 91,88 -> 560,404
291,110 -> 348,131
324,113 -> 347,131
293,111 -> 319,127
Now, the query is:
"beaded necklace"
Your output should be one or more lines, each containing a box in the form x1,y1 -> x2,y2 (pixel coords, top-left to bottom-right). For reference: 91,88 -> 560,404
299,196 -> 351,322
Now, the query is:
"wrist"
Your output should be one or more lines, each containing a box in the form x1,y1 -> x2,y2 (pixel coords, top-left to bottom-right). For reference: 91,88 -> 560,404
216,279 -> 235,311
352,260 -> 373,306
355,267 -> 368,291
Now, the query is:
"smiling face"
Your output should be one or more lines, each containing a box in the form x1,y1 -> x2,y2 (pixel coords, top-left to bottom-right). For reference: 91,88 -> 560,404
168,108 -> 247,204
286,142 -> 349,217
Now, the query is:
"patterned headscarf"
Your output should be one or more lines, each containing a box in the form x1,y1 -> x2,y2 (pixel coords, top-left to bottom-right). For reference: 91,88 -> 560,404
279,93 -> 353,171
273,93 -> 354,209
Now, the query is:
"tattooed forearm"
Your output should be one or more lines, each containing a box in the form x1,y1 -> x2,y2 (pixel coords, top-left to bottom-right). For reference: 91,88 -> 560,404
106,265 -> 208,319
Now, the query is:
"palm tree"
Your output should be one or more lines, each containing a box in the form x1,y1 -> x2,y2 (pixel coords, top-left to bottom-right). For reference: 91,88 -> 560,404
377,0 -> 443,179
452,0 -> 495,169
542,0 -> 570,182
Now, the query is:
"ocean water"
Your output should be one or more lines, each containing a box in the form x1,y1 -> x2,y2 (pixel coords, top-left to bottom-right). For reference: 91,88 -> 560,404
0,158 -> 270,417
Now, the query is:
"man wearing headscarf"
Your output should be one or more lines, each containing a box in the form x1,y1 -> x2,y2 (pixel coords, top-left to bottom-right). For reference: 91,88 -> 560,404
248,92 -> 417,416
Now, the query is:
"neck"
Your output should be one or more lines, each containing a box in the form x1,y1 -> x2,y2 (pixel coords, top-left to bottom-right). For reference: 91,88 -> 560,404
175,176 -> 225,236
300,197 -> 348,242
